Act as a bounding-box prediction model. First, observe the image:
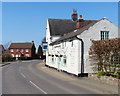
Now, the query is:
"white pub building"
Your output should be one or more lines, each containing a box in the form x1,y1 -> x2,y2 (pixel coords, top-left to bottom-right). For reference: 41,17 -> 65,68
45,10 -> 118,76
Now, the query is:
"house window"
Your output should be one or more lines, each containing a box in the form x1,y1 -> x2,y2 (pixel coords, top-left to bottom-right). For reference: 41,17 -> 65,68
101,31 -> 109,40
11,54 -> 14,57
16,54 -> 19,57
21,49 -> 24,52
11,49 -> 14,52
26,54 -> 29,57
26,49 -> 29,52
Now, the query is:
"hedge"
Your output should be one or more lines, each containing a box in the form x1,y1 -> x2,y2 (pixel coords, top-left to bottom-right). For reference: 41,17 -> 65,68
89,38 -> 120,73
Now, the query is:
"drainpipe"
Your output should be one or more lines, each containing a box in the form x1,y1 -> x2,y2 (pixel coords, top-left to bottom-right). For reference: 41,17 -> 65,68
75,36 -> 84,76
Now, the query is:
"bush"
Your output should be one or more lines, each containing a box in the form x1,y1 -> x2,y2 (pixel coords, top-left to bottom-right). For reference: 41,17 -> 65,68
89,38 -> 120,73
97,71 -> 106,77
18,56 -> 27,60
113,72 -> 120,79
2,53 -> 14,62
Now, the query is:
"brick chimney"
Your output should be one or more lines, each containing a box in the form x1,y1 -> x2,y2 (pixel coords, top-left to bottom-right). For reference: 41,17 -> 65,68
71,9 -> 78,21
76,15 -> 84,29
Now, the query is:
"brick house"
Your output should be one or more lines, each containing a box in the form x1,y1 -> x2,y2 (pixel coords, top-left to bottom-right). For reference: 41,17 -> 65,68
8,41 -> 36,59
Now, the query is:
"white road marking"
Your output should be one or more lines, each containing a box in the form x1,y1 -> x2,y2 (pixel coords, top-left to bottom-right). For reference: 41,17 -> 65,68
21,73 -> 26,78
19,67 -> 26,78
29,81 -> 47,94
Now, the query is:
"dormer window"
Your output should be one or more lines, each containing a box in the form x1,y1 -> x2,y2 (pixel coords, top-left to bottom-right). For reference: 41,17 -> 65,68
101,31 -> 109,40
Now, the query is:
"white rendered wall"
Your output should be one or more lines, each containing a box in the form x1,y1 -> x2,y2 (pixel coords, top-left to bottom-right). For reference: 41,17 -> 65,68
77,19 -> 118,73
46,18 -> 118,75
46,38 -> 80,75
46,19 -> 61,66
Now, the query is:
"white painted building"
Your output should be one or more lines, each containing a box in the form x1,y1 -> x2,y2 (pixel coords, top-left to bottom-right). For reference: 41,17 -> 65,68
46,11 -> 118,76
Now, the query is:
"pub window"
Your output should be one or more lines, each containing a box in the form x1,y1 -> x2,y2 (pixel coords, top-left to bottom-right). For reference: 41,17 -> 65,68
63,56 -> 67,66
111,54 -> 120,72
101,31 -> 109,40
51,55 -> 54,64
21,49 -> 24,52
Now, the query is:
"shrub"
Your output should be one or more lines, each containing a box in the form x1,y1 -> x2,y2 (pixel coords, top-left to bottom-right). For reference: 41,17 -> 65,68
113,72 -> 120,79
18,56 -> 27,60
89,38 -> 120,73
97,71 -> 106,77
2,53 -> 14,62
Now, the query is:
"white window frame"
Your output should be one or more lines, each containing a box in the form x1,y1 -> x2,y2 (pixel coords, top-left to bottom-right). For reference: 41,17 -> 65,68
25,54 -> 29,57
16,54 -> 19,57
63,55 -> 67,67
11,49 -> 14,52
26,49 -> 29,52
11,54 -> 14,57
101,31 -> 109,40
17,49 -> 19,52
21,49 -> 24,52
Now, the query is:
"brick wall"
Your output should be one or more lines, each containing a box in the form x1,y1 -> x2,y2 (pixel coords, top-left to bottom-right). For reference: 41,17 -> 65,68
8,49 -> 31,57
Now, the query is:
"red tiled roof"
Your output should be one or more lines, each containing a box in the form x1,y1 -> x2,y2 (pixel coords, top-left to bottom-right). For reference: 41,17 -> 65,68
9,43 -> 34,49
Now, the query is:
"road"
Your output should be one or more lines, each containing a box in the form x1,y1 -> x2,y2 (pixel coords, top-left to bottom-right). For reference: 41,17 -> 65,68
2,60 -> 106,94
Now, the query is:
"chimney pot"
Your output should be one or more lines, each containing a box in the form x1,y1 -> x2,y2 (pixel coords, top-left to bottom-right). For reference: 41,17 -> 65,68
71,9 -> 78,21
76,15 -> 84,29
80,15 -> 82,19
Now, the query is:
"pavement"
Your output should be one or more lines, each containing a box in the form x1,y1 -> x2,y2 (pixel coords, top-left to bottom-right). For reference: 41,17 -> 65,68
2,60 -> 119,95
0,63 -> 11,67
37,61 -> 119,94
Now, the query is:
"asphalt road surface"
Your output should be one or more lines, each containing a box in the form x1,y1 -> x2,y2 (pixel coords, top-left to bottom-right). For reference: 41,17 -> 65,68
2,60 -> 106,94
